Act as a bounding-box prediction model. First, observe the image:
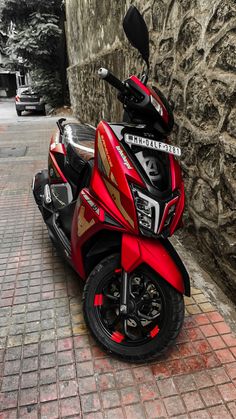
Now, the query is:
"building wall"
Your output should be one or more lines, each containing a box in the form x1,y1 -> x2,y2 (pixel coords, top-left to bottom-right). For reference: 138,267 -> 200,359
0,72 -> 17,97
65,0 -> 236,292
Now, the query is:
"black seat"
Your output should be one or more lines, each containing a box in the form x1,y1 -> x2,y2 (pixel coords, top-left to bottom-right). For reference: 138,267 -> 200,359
63,123 -> 96,145
63,123 -> 95,173
66,143 -> 87,175
61,123 -> 95,199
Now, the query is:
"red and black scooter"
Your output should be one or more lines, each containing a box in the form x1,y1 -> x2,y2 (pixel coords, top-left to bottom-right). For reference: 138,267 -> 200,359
32,6 -> 190,362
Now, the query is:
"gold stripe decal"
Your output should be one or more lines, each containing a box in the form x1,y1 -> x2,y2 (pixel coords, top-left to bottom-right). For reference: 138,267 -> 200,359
77,206 -> 95,237
97,131 -> 118,185
103,178 -> 134,228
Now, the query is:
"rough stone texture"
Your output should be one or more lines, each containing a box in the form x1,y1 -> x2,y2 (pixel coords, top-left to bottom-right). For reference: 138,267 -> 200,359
65,0 -> 236,294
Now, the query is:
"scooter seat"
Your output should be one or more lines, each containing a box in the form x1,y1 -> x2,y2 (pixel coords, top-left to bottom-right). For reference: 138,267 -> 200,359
63,123 -> 95,183
63,123 -> 95,164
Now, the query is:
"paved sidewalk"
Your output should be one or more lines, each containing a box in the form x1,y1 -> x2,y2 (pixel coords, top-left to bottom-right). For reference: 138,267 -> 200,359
0,117 -> 236,418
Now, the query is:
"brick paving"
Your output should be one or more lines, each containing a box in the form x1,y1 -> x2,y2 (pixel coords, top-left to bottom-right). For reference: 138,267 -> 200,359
0,117 -> 236,418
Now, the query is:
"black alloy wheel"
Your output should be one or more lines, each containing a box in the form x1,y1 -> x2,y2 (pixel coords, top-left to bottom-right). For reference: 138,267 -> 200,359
83,254 -> 184,362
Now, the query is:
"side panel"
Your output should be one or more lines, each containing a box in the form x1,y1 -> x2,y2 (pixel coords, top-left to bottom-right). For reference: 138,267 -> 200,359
121,233 -> 190,296
169,154 -> 182,191
71,189 -> 104,278
168,154 -> 185,236
170,183 -> 185,235
71,188 -> 125,278
90,121 -> 145,233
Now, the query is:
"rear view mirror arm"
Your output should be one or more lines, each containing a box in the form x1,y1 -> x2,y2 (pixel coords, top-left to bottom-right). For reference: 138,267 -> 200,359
57,118 -> 66,135
140,65 -> 149,85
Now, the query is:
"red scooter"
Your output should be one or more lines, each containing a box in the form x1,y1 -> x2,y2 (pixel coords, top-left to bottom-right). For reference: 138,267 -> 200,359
32,6 -> 190,362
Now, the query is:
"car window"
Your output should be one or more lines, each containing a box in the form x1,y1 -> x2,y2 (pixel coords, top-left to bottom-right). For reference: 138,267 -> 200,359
17,86 -> 31,95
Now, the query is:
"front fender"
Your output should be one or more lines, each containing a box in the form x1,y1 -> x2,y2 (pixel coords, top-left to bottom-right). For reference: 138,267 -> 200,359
121,234 -> 190,296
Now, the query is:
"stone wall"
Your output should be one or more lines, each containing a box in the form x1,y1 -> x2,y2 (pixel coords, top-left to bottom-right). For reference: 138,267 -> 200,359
65,0 -> 236,294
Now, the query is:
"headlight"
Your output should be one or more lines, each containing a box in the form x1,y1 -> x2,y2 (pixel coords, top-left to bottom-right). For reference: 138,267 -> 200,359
150,95 -> 163,116
131,186 -> 160,234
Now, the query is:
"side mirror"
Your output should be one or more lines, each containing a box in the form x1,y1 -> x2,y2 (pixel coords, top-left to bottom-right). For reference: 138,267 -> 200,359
123,5 -> 150,67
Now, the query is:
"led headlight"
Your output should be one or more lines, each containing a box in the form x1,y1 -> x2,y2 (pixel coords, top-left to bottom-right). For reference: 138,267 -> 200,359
131,186 -> 160,234
150,95 -> 163,116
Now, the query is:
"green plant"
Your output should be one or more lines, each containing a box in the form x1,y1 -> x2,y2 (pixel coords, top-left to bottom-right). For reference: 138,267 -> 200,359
0,0 -> 68,106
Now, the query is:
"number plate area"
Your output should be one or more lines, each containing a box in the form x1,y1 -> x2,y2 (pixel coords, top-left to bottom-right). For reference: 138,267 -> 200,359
124,134 -> 181,157
25,106 -> 36,110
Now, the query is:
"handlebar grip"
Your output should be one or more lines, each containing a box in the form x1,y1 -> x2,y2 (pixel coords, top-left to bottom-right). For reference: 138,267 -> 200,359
98,67 -> 125,93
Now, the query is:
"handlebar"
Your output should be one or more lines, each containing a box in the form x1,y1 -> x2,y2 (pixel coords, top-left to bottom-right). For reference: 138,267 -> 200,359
98,68 -> 126,93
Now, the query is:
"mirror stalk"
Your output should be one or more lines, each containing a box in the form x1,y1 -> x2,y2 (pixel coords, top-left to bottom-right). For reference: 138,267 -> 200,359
141,64 -> 149,85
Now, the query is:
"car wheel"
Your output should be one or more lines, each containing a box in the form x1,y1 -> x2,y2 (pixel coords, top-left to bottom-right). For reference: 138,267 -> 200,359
16,110 -> 22,116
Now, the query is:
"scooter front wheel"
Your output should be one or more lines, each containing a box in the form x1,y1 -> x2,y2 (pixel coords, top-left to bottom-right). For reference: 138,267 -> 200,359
83,253 -> 184,362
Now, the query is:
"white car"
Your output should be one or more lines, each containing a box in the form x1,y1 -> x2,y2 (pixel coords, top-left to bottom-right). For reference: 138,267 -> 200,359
15,85 -> 46,116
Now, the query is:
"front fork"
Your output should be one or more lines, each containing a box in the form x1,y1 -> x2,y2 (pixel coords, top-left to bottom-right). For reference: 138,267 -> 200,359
120,270 -> 137,339
120,270 -> 129,314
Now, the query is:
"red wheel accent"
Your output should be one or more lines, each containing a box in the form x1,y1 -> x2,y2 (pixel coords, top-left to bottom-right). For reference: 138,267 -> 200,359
150,325 -> 160,338
94,294 -> 103,306
111,331 -> 125,343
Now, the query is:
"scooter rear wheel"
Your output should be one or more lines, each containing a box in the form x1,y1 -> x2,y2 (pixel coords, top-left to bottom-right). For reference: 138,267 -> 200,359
83,253 -> 184,362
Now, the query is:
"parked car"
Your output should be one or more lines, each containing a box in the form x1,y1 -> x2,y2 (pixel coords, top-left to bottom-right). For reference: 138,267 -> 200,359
15,85 -> 46,116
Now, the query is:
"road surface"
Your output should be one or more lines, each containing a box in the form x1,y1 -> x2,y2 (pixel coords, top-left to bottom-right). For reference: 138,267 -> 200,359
0,98 -> 58,123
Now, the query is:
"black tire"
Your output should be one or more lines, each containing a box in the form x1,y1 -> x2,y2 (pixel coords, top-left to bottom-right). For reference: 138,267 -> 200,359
16,110 -> 22,116
83,254 -> 184,363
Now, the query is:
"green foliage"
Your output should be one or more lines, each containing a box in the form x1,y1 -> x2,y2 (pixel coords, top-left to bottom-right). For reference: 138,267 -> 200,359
0,29 -> 7,55
1,0 -> 63,29
31,68 -> 63,107
6,13 -> 62,69
0,0 -> 67,106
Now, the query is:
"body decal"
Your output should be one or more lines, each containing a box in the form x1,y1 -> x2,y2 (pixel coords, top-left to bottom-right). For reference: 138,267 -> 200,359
111,331 -> 125,343
103,178 -> 134,228
116,145 -> 133,169
77,206 -> 95,237
97,131 -> 118,185
150,325 -> 160,338
81,191 -> 100,215
94,294 -> 103,306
